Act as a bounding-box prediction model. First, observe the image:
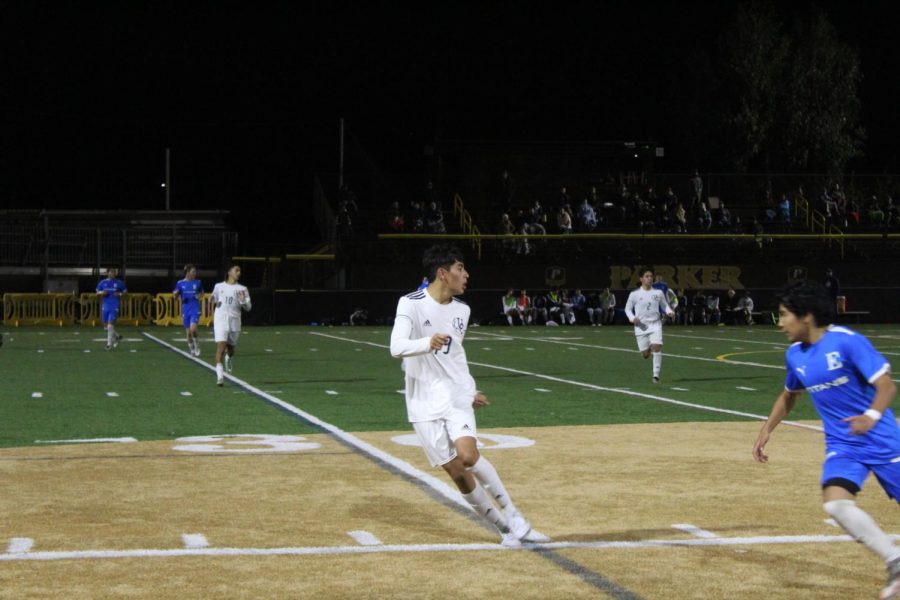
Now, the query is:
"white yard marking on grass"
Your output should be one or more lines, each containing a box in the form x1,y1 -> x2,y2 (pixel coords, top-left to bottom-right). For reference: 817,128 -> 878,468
106,392 -> 119,397
348,531 -> 383,546
325,390 -> 339,396
692,347 -> 703,350
31,392 -> 43,398
525,347 -> 535,351
35,437 -> 137,444
670,387 -> 689,392
5,532 -> 900,562
567,347 -> 578,351
83,349 -> 91,353
309,348 -> 319,352
182,534 -> 209,549
130,349 -> 137,353
477,331 -> 784,370
482,347 -> 492,351
180,391 -> 193,397
311,332 -> 823,433
534,388 -> 552,393
265,349 -> 273,353
36,350 -> 44,353
354,348 -> 362,352
672,524 -> 719,538
736,386 -> 757,391
395,390 -> 405,394
7,538 -> 33,554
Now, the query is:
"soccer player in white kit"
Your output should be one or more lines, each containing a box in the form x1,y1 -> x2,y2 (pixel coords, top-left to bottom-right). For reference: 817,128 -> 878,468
390,245 -> 546,546
625,269 -> 675,383
211,265 -> 251,386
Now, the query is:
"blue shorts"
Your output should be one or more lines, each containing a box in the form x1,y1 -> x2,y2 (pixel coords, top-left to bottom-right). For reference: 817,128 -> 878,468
101,307 -> 119,324
182,310 -> 200,328
822,452 -> 900,502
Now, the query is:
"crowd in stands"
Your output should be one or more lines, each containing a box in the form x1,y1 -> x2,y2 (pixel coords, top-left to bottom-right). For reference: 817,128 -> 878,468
498,287 -> 759,327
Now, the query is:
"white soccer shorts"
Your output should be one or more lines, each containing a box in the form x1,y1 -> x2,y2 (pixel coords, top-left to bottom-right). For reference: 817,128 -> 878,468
634,323 -> 663,352
214,316 -> 241,345
412,408 -> 478,467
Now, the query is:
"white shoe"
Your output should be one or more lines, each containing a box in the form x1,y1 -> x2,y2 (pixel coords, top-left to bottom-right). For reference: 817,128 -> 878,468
113,334 -> 122,349
506,509 -> 549,542
225,355 -> 232,373
216,377 -> 224,387
499,532 -> 522,548
193,343 -> 201,357
882,558 -> 900,599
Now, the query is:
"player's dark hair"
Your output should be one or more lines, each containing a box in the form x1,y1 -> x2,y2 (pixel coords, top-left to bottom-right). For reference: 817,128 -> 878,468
641,267 -> 653,276
422,244 -> 464,281
777,282 -> 835,326
184,263 -> 196,274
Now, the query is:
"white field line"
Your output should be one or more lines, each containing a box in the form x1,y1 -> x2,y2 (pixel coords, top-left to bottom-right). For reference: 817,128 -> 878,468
308,332 -> 823,433
34,437 -> 137,444
1,533 -> 896,562
7,538 -> 33,554
141,332 -> 471,511
476,331 -> 783,370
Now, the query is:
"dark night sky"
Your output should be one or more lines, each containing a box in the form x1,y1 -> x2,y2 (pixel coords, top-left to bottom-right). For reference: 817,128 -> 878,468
1,2 -> 898,235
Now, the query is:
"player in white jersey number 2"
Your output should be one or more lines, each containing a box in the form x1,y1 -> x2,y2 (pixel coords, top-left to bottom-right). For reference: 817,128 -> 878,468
211,265 -> 252,386
390,244 -> 547,547
625,269 -> 675,383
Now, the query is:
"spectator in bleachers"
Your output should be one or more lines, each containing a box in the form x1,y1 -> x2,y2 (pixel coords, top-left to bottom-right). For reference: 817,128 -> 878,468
778,193 -> 791,226
847,199 -> 861,226
832,183 -> 848,215
532,199 -> 547,229
559,289 -> 577,325
697,202 -> 712,231
545,288 -> 564,325
690,170 -> 703,212
716,202 -> 733,230
577,198 -> 597,231
557,185 -> 572,209
761,190 -> 778,223
820,185 -> 838,217
867,196 -> 885,226
570,288 -> 587,324
599,287 -> 617,324
387,201 -> 405,232
425,201 -> 446,233
688,290 -> 706,325
517,289 -> 533,325
524,208 -> 546,235
674,202 -> 688,233
663,187 -> 679,214
406,201 -> 425,233
556,205 -> 574,234
723,287 -> 740,324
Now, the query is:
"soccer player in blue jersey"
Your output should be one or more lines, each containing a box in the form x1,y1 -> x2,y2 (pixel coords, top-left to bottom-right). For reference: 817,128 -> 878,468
753,282 -> 900,599
96,267 -> 127,350
173,264 -> 204,357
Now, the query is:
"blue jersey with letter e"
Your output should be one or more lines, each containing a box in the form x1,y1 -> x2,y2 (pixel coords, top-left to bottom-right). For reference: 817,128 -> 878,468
96,278 -> 127,309
174,279 -> 203,312
784,325 -> 899,462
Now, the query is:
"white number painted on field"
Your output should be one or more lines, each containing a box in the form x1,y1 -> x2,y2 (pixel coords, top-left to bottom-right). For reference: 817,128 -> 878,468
391,432 -> 535,450
173,434 -> 321,454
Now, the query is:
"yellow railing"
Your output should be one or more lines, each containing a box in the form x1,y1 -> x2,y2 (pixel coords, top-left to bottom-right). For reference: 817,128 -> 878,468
153,293 -> 214,327
3,293 -> 78,326
78,293 -> 154,326
795,194 -> 845,258
452,194 -> 482,259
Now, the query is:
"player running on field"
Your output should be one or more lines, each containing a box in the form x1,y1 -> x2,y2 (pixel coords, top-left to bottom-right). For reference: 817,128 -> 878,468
96,267 -> 127,350
173,263 -> 204,357
211,265 -> 251,386
753,282 -> 900,600
625,269 -> 675,383
389,244 -> 547,547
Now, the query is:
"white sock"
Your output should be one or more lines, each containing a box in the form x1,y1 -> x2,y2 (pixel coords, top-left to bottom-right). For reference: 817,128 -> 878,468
652,351 -> 662,377
107,326 -> 115,346
216,363 -> 224,380
468,456 -> 516,513
462,483 -> 509,533
824,499 -> 900,563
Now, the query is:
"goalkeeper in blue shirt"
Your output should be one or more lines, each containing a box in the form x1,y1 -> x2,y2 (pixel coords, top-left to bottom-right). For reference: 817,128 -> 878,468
754,282 -> 900,599
96,267 -> 127,350
173,264 -> 204,356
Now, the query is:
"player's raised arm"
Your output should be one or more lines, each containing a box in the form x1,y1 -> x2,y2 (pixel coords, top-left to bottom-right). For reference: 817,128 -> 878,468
753,389 -> 800,463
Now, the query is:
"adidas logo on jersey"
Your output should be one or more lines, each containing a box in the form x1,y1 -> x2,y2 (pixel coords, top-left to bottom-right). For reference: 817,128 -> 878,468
462,424 -> 471,430
423,320 -> 431,327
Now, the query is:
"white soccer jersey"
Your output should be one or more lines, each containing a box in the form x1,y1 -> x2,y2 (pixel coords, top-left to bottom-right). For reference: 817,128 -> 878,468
390,289 -> 477,422
211,282 -> 251,320
625,287 -> 671,330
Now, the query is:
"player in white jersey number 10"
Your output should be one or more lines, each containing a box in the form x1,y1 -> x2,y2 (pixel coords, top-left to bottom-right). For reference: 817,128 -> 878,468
210,265 -> 252,386
389,244 -> 547,547
624,269 -> 675,383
